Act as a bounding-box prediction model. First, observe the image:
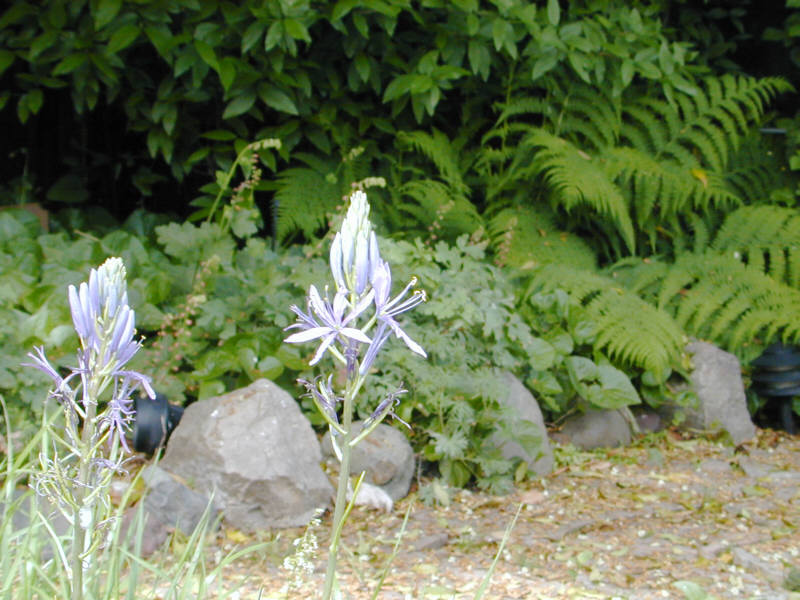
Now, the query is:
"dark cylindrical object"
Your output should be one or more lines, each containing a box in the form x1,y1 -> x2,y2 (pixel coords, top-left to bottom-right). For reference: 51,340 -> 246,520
751,343 -> 800,434
132,393 -> 184,454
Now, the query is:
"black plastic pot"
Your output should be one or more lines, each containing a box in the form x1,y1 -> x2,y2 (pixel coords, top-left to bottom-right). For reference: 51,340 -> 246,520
131,393 -> 184,454
750,343 -> 800,434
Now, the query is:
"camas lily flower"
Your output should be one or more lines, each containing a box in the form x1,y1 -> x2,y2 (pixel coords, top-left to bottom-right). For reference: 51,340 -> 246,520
370,259 -> 427,358
285,285 -> 374,365
330,190 -> 381,296
68,257 -> 143,375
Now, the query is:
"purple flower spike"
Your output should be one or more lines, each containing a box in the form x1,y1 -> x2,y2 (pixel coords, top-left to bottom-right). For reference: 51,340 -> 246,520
285,285 -> 373,365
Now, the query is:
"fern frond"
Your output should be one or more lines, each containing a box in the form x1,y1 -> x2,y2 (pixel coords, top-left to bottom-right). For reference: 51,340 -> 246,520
712,205 -> 800,286
623,75 -> 793,171
487,205 -> 596,270
724,135 -> 788,201
656,252 -> 800,349
526,265 -> 685,376
396,179 -> 482,238
271,155 -> 340,242
520,129 -> 635,252
396,129 -> 470,196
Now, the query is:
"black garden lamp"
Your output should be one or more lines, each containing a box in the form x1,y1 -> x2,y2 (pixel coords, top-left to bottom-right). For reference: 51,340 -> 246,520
131,393 -> 184,454
750,343 -> 800,434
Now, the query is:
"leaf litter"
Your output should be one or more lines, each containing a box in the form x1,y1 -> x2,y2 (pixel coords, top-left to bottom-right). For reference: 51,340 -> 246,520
145,429 -> 800,599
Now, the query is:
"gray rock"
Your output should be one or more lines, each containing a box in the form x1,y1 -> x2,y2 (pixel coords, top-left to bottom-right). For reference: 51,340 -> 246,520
160,379 -> 333,531
671,341 -> 756,445
321,421 -> 414,502
120,506 -> 170,557
142,465 -> 218,535
558,409 -> 632,450
492,372 -> 554,476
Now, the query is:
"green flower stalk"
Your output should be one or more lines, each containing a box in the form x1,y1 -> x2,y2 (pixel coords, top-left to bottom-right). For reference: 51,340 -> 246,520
285,191 -> 426,599
25,257 -> 153,600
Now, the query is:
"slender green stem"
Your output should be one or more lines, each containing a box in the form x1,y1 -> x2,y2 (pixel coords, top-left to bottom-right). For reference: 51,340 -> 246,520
321,374 -> 356,600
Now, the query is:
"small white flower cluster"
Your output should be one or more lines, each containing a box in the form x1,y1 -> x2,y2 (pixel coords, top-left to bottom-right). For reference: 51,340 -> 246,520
282,514 -> 322,590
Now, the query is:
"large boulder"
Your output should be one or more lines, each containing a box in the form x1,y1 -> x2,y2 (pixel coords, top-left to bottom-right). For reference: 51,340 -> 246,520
160,379 -> 333,531
321,421 -> 415,502
492,372 -> 554,476
557,409 -> 633,450
669,341 -> 756,445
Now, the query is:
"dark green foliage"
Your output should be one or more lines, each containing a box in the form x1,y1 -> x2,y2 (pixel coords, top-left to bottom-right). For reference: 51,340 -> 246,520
523,265 -> 686,380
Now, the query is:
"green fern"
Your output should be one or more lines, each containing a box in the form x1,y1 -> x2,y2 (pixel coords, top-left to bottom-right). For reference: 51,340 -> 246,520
482,74 -> 792,261
269,151 -> 374,243
625,252 -> 800,352
396,129 -> 470,196
622,76 -> 792,171
524,264 -> 686,378
711,205 -> 800,287
487,205 -> 596,270
513,129 -> 636,252
271,161 -> 339,243
395,179 -> 482,239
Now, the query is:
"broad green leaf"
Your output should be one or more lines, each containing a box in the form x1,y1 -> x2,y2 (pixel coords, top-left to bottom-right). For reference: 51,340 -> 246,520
194,39 -> 219,70
145,25 -> 174,59
222,91 -> 256,119
620,58 -> 634,87
283,18 -> 311,42
532,53 -> 559,80
24,89 -> 43,114
241,22 -> 264,54
52,53 -> 87,76
29,31 -> 60,60
218,57 -> 237,91
264,21 -> 282,51
566,355 -> 597,383
468,40 -> 490,80
106,24 -> 140,54
162,104 -> 178,135
259,86 -> 298,115
547,0 -> 560,26
528,337 -> 556,370
382,74 -> 415,102
354,52 -> 370,82
93,0 -> 122,30
331,0 -> 359,21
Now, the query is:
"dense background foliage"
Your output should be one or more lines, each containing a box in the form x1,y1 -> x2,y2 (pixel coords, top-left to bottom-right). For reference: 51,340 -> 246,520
2,0 -> 799,489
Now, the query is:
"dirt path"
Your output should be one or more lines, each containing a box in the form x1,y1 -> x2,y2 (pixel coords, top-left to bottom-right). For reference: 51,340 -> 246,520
160,430 -> 800,599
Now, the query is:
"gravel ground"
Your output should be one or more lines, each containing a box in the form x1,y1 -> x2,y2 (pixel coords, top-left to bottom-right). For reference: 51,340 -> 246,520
146,429 -> 800,600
